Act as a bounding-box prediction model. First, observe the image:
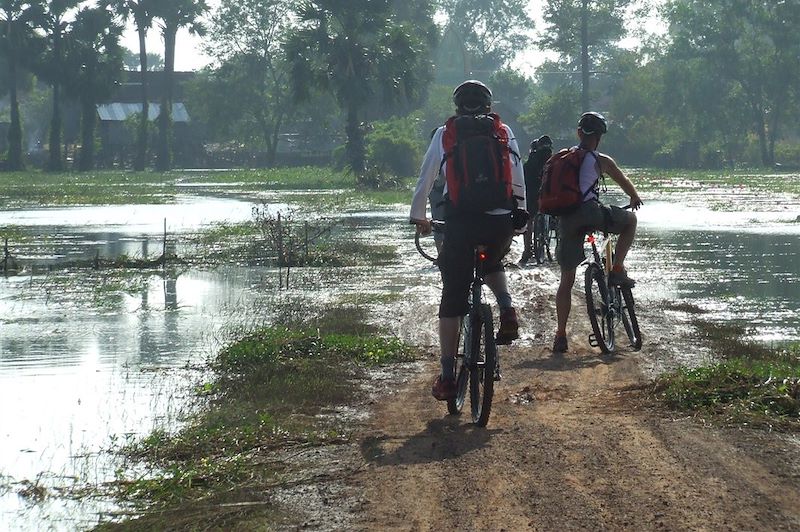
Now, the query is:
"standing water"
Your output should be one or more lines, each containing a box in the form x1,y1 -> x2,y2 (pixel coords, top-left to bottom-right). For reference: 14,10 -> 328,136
0,184 -> 798,529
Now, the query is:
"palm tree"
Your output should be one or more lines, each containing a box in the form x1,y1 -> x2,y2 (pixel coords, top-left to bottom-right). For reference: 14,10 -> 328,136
35,0 -> 80,172
286,0 -> 431,175
0,0 -> 41,171
152,0 -> 207,171
107,0 -> 157,171
62,6 -> 123,171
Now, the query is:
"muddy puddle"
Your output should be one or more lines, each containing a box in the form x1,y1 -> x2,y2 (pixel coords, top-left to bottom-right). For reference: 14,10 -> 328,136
0,184 -> 798,529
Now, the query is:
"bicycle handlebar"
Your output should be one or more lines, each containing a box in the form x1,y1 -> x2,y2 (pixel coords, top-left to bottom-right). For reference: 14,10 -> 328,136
414,220 -> 444,263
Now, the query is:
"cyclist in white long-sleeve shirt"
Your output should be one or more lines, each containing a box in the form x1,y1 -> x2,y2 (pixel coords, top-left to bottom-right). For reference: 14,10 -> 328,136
409,80 -> 527,401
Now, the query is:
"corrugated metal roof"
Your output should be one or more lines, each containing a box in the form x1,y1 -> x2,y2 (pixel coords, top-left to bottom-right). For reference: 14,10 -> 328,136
96,102 -> 190,122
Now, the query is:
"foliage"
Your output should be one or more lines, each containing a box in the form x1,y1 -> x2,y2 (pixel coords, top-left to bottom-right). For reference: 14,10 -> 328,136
108,320 -> 414,523
199,0 -> 296,165
0,0 -> 43,170
286,0 -> 434,174
152,0 -> 209,171
366,115 -> 424,178
61,5 -> 124,171
664,0 -> 800,166
537,0 -> 631,66
653,343 -> 800,431
436,0 -> 532,80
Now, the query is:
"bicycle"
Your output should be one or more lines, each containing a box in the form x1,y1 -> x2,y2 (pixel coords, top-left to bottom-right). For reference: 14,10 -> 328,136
582,210 -> 642,354
532,212 -> 558,264
415,223 -> 497,427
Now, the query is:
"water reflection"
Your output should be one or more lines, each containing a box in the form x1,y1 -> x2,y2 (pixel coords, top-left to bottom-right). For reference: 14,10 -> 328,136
634,200 -> 800,342
0,191 -> 798,528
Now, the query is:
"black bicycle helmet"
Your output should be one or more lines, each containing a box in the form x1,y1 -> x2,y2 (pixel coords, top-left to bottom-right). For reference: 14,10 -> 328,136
453,80 -> 492,114
536,135 -> 553,148
578,111 -> 608,135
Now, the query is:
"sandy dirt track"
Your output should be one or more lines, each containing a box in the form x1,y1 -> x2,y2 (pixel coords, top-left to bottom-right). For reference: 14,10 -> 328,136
339,266 -> 800,531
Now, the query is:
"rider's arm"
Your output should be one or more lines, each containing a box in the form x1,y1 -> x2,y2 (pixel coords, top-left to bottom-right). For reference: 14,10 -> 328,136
410,127 -> 444,233
598,153 -> 643,208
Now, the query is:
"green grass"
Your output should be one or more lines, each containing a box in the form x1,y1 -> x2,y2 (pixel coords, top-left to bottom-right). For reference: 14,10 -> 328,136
652,330 -> 800,431
0,170 -> 176,206
179,166 -> 355,189
100,306 -> 416,529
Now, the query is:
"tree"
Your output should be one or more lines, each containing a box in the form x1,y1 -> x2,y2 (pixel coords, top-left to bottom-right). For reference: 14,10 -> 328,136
537,0 -> 631,110
62,6 -> 123,171
152,0 -> 208,171
108,0 -> 159,171
121,47 -> 162,71
0,0 -> 41,170
665,0 -> 800,166
437,0 -> 532,80
286,0 -> 432,175
33,0 -> 79,171
202,0 -> 296,166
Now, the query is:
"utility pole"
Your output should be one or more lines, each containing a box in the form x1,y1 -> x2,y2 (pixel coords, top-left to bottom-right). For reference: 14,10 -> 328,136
581,0 -> 590,112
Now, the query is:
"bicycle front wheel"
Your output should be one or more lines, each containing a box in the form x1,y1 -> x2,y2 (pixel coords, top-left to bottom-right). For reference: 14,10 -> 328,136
533,215 -> 547,264
620,287 -> 643,350
585,264 -> 614,353
468,303 -> 496,427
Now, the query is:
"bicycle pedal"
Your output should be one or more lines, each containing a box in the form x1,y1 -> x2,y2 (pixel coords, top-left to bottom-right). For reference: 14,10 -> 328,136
493,371 -> 502,382
588,333 -> 599,347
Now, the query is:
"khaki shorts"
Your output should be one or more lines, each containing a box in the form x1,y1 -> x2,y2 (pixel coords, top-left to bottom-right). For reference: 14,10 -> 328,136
556,200 -> 635,271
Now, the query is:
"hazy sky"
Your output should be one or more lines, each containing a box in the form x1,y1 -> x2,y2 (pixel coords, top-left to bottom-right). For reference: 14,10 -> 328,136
121,0 -> 662,74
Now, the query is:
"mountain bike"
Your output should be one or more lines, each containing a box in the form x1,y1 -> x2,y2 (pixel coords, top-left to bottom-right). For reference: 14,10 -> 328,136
583,215 -> 642,354
415,223 -> 497,427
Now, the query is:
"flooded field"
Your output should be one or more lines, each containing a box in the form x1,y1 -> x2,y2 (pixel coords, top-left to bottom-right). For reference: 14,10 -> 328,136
0,180 -> 798,529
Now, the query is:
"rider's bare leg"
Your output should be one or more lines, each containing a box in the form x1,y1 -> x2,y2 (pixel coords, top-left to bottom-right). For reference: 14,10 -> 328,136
439,316 -> 460,379
556,268 -> 577,335
484,271 -> 512,309
612,215 -> 637,269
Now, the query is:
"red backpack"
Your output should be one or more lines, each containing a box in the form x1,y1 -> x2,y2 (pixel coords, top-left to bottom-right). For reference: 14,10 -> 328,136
538,148 -> 597,215
440,113 -> 517,215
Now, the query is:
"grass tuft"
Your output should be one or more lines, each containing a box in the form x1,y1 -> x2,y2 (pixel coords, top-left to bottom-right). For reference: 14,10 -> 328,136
653,342 -> 800,431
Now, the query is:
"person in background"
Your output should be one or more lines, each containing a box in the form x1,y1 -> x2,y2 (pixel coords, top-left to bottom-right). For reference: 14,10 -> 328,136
519,135 -> 553,265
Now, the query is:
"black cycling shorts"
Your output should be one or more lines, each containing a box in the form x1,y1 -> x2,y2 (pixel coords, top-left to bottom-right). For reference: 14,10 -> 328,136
438,213 -> 513,318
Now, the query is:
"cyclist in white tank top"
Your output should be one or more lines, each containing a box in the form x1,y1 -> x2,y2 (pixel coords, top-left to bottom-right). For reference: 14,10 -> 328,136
552,112 -> 643,354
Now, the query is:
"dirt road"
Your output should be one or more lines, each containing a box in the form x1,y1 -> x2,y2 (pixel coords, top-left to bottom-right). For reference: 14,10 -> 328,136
342,267 -> 800,531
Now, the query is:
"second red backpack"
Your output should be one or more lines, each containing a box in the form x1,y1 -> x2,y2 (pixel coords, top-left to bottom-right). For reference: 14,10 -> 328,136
538,148 -> 595,215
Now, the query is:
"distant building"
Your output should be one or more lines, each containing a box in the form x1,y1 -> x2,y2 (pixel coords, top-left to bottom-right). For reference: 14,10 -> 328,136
97,71 -> 204,168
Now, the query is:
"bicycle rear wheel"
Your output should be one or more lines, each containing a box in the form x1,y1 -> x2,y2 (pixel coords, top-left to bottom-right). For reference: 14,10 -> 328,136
533,215 -> 547,264
585,264 -> 614,353
468,303 -> 496,427
447,319 -> 470,415
547,217 -> 558,262
620,287 -> 643,350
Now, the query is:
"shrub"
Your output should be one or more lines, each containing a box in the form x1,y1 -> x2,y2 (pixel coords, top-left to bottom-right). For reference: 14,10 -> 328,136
365,116 -> 423,177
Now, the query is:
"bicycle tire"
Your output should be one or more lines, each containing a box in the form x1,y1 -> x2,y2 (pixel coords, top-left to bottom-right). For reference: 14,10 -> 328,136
585,264 -> 614,353
546,217 -> 558,262
469,303 -> 496,427
533,215 -> 547,265
620,287 -> 643,350
447,318 -> 470,415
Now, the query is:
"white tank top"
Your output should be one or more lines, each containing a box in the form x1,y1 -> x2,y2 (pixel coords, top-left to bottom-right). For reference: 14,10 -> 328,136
577,148 -> 600,202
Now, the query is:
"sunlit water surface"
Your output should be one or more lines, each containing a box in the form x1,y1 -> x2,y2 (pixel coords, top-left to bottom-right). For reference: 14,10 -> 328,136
0,187 -> 798,529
